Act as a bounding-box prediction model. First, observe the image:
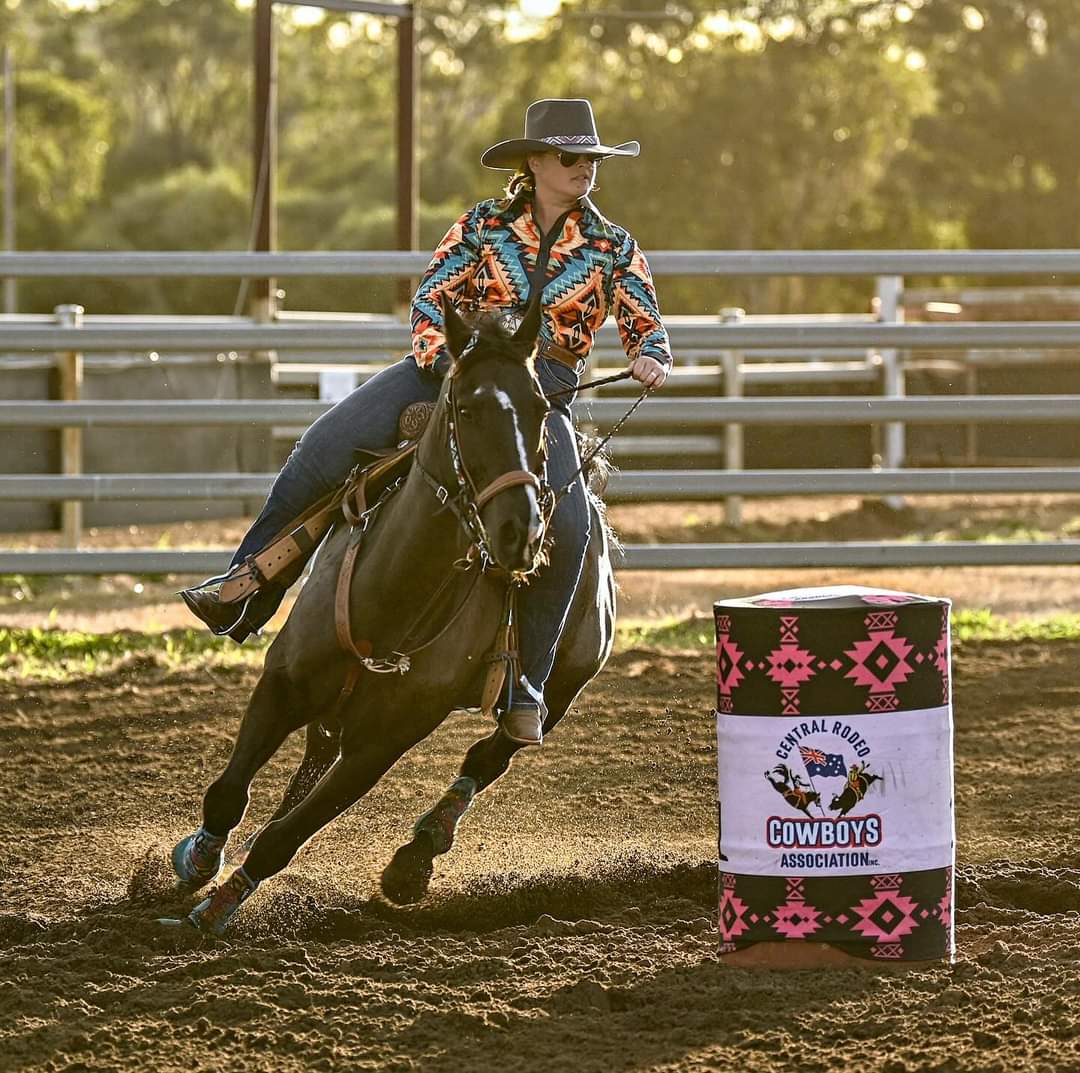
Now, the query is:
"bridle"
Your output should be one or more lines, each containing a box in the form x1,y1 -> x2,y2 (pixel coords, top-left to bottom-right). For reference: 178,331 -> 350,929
331,339 -> 651,685
414,336 -> 547,574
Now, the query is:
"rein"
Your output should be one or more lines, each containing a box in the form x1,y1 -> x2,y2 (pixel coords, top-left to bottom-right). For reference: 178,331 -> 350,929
542,368 -> 653,504
340,362 -> 544,692
542,368 -> 633,399
333,351 -> 654,709
413,364 -> 541,572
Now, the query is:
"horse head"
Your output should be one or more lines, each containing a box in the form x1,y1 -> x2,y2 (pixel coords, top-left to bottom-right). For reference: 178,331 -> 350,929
431,295 -> 549,574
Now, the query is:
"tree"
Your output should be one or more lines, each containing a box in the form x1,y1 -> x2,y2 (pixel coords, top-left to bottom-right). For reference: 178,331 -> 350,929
906,0 -> 1080,252
6,68 -> 111,249
93,0 -> 250,194
72,165 -> 248,313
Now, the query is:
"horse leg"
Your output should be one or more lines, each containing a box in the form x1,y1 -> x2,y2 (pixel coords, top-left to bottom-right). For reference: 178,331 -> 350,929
171,665 -> 307,891
383,498 -> 614,905
186,716 -> 435,933
380,676 -> 584,905
226,717 -> 343,863
379,726 -> 519,905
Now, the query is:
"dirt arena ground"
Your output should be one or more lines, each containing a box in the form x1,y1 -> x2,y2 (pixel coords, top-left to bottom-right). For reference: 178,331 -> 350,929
2,497 -> 1079,1072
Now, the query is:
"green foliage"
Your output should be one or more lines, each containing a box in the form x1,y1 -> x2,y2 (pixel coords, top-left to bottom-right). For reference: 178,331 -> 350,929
617,614 -> 715,652
5,608 -> 1080,681
0,625 -> 268,680
94,0 -> 250,190
5,0 -> 1077,315
951,608 -> 1080,644
906,0 -> 1080,255
5,68 -> 110,247
617,608 -> 1080,653
72,165 -> 249,313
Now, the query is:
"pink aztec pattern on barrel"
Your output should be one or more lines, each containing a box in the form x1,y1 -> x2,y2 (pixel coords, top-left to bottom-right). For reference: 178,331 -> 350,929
715,589 -> 953,962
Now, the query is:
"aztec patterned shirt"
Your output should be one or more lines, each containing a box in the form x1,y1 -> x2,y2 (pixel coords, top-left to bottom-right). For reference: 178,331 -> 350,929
411,194 -> 672,371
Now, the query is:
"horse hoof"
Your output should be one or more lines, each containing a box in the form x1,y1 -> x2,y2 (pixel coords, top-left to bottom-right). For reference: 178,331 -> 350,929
186,867 -> 259,935
171,828 -> 225,891
380,833 -> 435,905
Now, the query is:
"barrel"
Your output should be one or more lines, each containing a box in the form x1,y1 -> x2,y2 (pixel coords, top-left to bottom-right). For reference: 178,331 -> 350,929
715,584 -> 954,967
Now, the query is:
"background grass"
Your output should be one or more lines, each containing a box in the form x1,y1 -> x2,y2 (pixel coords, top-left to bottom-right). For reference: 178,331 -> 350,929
4,609 -> 1080,682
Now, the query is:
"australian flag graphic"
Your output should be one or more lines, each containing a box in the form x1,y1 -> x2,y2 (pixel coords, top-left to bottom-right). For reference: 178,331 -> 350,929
798,746 -> 847,779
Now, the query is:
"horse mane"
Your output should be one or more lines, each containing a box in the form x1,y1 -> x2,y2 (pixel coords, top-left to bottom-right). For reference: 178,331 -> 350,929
450,311 -> 536,373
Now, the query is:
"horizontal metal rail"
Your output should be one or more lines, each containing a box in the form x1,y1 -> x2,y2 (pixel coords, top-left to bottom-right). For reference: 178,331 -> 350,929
605,468 -> 1080,499
2,541 -> 1078,575
275,360 -> 880,389
608,436 -> 724,457
3,468 -> 1080,502
3,321 -> 1080,351
4,249 -> 1080,277
616,542 -> 1080,569
4,396 -> 1080,428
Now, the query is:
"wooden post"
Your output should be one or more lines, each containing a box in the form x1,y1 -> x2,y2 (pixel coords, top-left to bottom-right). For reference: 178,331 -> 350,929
55,304 -> 84,547
720,307 -> 745,528
395,4 -> 418,312
242,0 -> 278,509
876,275 -> 905,510
253,0 -> 276,313
2,45 -> 15,314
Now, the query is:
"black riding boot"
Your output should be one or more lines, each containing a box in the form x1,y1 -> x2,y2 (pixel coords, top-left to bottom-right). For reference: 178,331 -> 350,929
179,583 -> 285,643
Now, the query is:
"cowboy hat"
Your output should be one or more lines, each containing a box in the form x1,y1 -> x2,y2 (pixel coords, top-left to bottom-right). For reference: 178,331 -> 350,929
480,98 -> 640,170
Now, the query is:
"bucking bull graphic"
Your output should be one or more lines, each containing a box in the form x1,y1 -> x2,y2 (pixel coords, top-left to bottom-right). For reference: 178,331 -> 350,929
765,760 -> 882,817
829,761 -> 882,816
764,764 -> 822,817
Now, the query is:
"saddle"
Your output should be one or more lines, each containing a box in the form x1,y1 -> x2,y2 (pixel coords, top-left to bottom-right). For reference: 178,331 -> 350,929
218,399 -> 517,717
218,402 -> 434,606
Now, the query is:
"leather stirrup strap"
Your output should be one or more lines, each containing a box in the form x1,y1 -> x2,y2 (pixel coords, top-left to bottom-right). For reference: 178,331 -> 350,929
218,442 -> 420,605
335,528 -> 373,662
480,585 -> 518,718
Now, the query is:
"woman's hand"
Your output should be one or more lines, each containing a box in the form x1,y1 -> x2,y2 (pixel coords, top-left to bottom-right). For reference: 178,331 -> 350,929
628,354 -> 670,390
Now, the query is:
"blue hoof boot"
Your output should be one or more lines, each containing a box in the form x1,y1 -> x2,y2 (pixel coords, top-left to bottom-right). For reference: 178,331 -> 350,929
187,867 -> 259,935
171,827 -> 226,890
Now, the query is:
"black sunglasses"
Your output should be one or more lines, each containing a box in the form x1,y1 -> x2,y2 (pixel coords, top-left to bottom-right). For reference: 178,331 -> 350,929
556,151 -> 605,168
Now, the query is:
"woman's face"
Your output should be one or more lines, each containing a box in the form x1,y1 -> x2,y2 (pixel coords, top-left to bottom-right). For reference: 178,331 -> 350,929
528,150 -> 601,204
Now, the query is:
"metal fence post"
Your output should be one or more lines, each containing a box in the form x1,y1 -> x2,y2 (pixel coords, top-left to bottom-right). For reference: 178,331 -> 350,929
720,307 -> 745,528
54,303 -> 84,546
875,276 -> 906,509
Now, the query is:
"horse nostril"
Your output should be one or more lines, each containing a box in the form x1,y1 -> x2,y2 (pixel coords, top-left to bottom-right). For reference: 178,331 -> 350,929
499,517 -> 528,560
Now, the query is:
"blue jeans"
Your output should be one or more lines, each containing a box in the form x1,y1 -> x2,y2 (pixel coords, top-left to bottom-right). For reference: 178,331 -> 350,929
232,354 -> 590,704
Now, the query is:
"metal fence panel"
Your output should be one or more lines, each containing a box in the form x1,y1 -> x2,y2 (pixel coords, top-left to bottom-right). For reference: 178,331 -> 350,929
6,249 -> 1080,276
4,467 -> 1080,501
4,396 -> 1080,428
3,541 -> 1079,575
4,321 -> 1080,351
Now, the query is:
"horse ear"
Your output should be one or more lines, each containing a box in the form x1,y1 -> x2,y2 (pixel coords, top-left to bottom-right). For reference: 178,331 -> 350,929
512,295 -> 543,351
441,293 -> 472,358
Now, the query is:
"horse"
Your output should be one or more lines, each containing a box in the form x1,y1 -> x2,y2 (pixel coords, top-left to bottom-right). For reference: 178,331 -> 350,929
163,298 -> 617,933
764,764 -> 822,818
829,762 -> 882,817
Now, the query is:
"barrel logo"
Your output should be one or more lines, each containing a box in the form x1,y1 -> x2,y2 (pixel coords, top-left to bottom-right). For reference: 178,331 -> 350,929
763,721 -> 885,862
